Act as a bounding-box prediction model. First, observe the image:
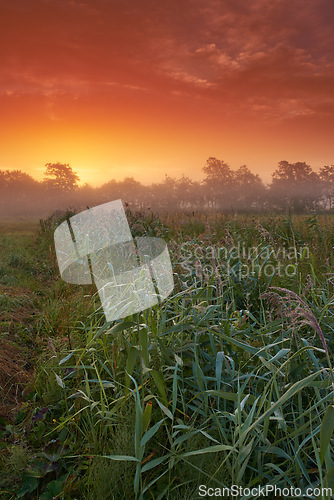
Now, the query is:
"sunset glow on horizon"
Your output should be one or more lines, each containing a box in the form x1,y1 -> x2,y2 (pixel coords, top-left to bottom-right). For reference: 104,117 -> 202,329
1,0 -> 334,187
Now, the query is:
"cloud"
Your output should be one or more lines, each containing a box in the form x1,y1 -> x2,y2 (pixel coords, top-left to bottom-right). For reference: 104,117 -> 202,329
1,0 -> 334,122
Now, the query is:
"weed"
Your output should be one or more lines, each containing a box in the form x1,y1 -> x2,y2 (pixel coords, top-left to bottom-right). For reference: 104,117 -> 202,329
0,212 -> 333,498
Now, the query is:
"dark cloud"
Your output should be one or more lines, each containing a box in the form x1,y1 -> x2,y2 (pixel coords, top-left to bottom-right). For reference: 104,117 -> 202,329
1,0 -> 334,121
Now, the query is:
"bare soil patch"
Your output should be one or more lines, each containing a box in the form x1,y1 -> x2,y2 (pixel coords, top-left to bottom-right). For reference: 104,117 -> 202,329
0,339 -> 34,420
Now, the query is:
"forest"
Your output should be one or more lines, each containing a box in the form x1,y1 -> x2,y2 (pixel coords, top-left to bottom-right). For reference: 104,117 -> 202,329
1,158 -> 334,216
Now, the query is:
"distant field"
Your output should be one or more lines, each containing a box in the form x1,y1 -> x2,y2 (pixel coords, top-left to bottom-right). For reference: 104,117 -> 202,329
0,217 -> 40,234
0,211 -> 333,499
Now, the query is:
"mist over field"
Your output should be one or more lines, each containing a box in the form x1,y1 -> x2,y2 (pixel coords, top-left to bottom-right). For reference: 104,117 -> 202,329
1,158 -> 333,217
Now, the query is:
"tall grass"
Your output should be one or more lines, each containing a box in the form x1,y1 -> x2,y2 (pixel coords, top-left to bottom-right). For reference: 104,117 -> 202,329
0,212 -> 333,499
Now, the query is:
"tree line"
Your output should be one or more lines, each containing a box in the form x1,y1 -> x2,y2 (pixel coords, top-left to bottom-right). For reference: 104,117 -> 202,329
0,159 -> 333,215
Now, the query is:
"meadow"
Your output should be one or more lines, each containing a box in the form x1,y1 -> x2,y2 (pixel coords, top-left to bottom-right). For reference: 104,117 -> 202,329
0,211 -> 334,499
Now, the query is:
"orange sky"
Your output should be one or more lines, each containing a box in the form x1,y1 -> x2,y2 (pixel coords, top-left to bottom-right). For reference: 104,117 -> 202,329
1,0 -> 334,186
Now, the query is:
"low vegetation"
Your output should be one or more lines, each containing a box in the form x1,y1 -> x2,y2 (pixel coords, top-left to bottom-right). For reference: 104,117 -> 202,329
0,211 -> 333,499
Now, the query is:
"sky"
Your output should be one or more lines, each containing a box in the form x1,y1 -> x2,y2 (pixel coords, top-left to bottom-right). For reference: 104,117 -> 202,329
1,0 -> 334,186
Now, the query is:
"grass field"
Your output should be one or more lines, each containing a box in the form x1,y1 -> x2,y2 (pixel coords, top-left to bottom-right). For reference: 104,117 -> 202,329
0,211 -> 334,499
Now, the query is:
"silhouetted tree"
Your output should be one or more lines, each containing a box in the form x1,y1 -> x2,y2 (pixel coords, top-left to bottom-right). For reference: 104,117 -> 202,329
270,161 -> 320,212
0,170 -> 37,189
43,162 -> 79,192
234,165 -> 266,210
202,157 -> 235,209
151,175 -> 178,211
174,175 -> 195,209
319,165 -> 334,210
118,177 -> 144,209
0,170 -> 40,214
98,178 -> 120,203
72,183 -> 98,209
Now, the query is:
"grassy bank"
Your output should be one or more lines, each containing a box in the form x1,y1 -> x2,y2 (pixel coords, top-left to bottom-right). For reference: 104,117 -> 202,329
0,212 -> 333,499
